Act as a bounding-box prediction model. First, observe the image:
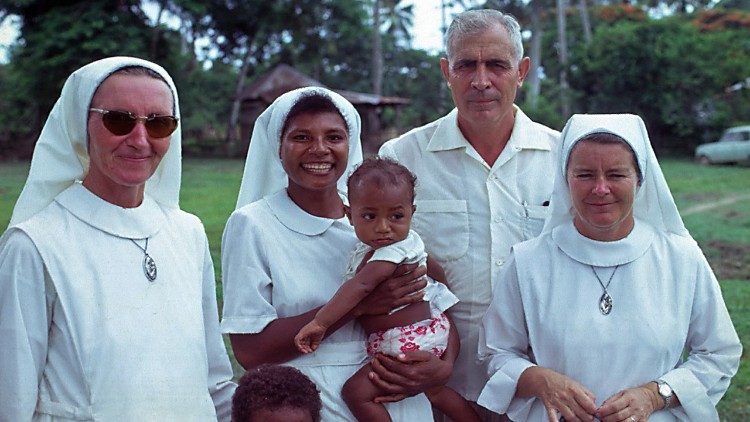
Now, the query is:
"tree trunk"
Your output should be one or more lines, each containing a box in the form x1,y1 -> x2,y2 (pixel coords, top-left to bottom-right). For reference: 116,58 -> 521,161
527,0 -> 544,110
578,0 -> 592,44
556,0 -> 571,118
150,0 -> 167,60
225,45 -> 254,157
372,0 -> 383,96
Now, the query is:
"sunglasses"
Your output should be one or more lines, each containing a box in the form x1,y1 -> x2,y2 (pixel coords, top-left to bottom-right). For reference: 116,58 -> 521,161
90,108 -> 179,138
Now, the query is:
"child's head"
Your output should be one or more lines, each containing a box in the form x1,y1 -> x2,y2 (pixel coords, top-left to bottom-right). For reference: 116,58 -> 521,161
232,364 -> 321,422
346,157 -> 417,249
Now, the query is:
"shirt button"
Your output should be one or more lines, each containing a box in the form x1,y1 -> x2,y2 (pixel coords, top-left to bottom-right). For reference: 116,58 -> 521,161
494,217 -> 502,223
495,259 -> 504,266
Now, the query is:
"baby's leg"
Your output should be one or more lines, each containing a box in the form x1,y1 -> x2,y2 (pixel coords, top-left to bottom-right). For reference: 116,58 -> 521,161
425,386 -> 480,422
342,362 -> 392,422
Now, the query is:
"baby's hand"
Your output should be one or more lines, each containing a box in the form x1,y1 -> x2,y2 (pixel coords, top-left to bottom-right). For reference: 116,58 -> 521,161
294,320 -> 327,354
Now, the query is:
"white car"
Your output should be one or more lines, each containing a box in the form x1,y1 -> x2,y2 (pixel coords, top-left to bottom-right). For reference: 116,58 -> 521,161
695,125 -> 750,165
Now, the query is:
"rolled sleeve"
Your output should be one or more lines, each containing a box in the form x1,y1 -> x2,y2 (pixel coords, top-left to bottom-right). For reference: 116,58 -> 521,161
477,254 -> 536,416
660,247 -> 741,421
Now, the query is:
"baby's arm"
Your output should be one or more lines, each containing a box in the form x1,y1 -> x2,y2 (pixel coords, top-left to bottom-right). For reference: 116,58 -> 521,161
426,256 -> 447,284
294,260 -> 398,353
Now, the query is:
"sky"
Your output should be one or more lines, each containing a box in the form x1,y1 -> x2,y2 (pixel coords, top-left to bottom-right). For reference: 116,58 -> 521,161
0,1 -> 475,63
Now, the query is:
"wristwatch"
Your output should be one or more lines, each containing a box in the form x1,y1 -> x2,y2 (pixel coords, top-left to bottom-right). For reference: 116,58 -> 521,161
654,380 -> 673,409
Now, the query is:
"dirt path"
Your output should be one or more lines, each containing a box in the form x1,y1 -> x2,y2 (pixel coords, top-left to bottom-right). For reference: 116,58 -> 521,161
681,192 -> 750,216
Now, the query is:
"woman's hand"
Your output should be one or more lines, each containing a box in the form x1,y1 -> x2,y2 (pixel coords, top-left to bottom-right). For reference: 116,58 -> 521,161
596,384 -> 662,422
368,351 -> 452,403
355,264 -> 427,316
518,366 -> 597,422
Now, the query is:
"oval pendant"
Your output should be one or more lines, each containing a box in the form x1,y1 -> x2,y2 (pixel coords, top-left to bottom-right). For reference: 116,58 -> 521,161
599,292 -> 613,315
143,254 -> 157,282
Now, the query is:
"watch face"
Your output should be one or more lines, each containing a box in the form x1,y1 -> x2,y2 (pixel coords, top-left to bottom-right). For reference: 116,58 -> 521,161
659,383 -> 672,397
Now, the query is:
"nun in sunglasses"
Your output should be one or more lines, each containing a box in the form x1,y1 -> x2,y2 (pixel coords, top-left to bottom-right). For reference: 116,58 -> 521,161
0,57 -> 236,420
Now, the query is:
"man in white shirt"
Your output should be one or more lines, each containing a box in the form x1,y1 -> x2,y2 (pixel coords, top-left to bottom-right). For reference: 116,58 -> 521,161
379,9 -> 560,421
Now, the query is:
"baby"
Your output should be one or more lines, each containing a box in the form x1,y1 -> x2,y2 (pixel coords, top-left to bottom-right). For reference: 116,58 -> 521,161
295,157 -> 479,421
231,364 -> 321,422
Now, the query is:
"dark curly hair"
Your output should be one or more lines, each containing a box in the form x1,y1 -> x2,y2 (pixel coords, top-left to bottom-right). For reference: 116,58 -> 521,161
281,92 -> 348,138
231,364 -> 321,422
347,157 -> 417,203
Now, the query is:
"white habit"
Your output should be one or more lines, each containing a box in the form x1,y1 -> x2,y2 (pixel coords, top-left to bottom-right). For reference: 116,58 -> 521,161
221,191 -> 433,421
478,220 -> 741,421
478,114 -> 741,421
0,184 -> 235,421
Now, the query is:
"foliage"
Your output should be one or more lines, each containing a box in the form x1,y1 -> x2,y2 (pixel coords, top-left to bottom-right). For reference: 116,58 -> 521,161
0,1 -> 152,156
693,8 -> 750,30
569,16 -> 750,153
380,47 -> 450,128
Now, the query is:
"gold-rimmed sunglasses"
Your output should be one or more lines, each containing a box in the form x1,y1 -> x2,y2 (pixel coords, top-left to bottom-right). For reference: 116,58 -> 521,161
90,108 -> 179,138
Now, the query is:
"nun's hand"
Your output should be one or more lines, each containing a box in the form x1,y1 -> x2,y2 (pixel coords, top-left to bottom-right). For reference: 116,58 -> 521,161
519,366 -> 597,422
356,264 -> 427,316
596,384 -> 661,422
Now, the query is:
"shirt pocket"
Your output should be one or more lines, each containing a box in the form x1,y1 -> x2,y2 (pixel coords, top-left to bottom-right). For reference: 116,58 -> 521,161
522,204 -> 549,239
413,199 -> 469,261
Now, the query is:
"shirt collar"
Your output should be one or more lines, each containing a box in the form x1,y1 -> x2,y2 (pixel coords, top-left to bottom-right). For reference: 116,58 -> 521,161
55,182 -> 166,239
266,189 -> 346,236
426,106 -> 553,153
551,219 -> 656,267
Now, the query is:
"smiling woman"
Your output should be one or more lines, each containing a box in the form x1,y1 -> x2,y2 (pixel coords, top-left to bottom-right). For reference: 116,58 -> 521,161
0,57 -> 236,421
478,114 -> 742,422
84,70 -> 176,207
566,133 -> 641,242
279,95 -> 351,216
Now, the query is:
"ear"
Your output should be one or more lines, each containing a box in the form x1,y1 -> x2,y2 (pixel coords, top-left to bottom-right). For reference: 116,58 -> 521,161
517,57 -> 531,87
344,205 -> 352,223
440,58 -> 451,87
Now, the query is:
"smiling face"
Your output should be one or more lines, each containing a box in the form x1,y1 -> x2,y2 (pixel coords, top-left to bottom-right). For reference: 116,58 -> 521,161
346,180 -> 415,249
84,73 -> 173,206
567,138 -> 640,241
280,111 -> 349,196
440,23 -> 529,133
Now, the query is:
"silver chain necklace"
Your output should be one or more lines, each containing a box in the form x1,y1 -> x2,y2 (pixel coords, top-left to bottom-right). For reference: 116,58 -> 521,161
591,265 -> 619,315
131,238 -> 157,282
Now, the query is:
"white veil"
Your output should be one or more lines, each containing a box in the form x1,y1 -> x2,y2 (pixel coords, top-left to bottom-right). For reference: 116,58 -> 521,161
541,114 -> 689,238
235,86 -> 363,210
9,56 -> 182,226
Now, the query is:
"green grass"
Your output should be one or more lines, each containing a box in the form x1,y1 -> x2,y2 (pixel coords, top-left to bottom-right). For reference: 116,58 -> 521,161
719,280 -> 750,421
1,158 -> 749,418
179,158 -> 244,300
0,161 -> 30,229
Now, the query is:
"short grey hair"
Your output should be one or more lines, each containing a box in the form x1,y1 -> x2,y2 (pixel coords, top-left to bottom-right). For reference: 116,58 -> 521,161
445,9 -> 524,63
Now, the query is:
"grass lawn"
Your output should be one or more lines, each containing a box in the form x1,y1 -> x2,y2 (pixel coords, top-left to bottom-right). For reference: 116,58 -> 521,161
1,157 -> 748,418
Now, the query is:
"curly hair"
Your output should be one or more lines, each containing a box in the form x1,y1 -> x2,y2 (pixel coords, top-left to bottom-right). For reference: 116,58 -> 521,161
280,92 -> 348,138
231,364 -> 321,422
347,157 -> 417,203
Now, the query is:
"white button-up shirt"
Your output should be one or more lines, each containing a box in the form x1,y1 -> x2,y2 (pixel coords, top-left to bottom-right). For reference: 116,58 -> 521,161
379,106 -> 560,400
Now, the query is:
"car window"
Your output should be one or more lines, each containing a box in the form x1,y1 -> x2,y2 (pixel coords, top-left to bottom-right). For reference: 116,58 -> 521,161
722,132 -> 740,142
741,131 -> 750,142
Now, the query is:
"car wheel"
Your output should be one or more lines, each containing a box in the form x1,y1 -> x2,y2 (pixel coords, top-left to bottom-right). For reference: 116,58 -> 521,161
697,155 -> 711,165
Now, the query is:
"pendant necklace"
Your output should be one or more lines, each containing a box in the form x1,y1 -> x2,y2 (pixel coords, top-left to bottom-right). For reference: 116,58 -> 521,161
590,265 -> 619,315
131,238 -> 157,282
